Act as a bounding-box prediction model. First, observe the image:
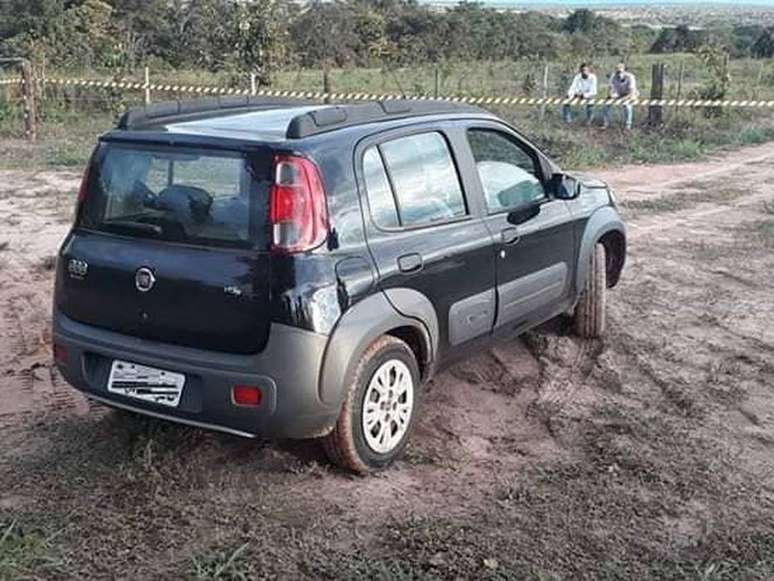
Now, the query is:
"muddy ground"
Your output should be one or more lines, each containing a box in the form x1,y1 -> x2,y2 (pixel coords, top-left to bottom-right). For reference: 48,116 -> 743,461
0,142 -> 773,579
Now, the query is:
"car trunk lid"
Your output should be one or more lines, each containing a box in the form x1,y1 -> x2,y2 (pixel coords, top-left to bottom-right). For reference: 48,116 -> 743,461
56,141 -> 274,354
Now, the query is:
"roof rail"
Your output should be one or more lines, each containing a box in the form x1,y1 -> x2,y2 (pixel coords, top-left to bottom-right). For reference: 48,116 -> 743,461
116,96 -> 487,137
117,95 -> 315,130
285,99 -> 485,139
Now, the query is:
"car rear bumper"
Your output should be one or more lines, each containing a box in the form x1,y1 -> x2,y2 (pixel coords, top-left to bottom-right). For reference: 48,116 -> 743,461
53,310 -> 340,439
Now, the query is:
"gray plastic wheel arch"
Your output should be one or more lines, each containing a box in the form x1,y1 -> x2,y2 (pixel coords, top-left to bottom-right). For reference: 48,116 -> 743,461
318,289 -> 437,406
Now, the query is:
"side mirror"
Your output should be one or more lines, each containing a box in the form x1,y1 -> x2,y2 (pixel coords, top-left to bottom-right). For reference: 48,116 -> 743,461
550,173 -> 581,200
507,202 -> 541,225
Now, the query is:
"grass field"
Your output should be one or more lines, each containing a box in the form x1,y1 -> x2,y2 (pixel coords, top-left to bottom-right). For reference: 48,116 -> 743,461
4,54 -> 773,101
2,56 -> 774,172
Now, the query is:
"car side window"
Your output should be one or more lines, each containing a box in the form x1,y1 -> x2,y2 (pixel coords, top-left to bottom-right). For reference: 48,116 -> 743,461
362,146 -> 400,229
467,129 -> 546,213
378,132 -> 467,227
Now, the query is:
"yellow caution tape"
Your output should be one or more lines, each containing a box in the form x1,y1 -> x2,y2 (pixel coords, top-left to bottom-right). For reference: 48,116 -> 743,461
2,76 -> 773,109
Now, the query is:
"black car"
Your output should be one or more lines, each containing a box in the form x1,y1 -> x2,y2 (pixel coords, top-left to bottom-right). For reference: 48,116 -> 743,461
53,97 -> 626,473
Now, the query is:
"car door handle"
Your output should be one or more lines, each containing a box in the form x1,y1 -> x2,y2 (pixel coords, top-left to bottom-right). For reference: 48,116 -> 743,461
397,253 -> 423,274
501,227 -> 521,246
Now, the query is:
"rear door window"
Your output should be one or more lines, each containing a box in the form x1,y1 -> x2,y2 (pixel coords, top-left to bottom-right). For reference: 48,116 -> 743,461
362,132 -> 467,229
362,147 -> 400,229
80,144 -> 261,248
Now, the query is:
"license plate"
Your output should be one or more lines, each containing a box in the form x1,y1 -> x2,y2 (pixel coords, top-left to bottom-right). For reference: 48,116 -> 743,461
107,360 -> 185,407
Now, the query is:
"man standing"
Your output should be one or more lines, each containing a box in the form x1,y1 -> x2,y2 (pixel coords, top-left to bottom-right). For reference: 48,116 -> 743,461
603,63 -> 638,130
563,63 -> 597,125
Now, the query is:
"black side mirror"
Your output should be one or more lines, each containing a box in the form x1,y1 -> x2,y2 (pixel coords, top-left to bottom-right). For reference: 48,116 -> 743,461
550,173 -> 581,200
507,202 -> 541,225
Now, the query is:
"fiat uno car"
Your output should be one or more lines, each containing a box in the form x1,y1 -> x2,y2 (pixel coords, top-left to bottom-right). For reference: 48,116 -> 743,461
53,97 -> 626,473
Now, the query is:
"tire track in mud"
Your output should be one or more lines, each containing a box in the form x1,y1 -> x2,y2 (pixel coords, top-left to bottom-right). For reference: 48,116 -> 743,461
517,141 -> 774,452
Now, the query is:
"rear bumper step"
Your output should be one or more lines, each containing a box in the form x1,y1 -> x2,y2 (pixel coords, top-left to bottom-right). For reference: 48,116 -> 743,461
87,393 -> 257,439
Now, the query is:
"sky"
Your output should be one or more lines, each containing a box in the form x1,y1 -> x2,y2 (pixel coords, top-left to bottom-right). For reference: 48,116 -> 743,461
427,0 -> 774,6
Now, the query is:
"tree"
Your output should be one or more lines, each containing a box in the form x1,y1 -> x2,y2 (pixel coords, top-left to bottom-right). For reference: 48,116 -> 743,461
753,27 -> 774,58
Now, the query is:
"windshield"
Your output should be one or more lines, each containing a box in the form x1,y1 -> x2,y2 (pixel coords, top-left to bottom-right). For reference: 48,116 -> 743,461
80,143 -> 263,248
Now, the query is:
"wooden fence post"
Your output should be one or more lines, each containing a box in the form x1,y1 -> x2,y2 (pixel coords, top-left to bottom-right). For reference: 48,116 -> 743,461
19,61 -> 36,142
675,61 -> 685,122
539,62 -> 549,122
144,66 -> 151,105
322,64 -> 331,103
648,62 -> 665,127
434,66 -> 440,99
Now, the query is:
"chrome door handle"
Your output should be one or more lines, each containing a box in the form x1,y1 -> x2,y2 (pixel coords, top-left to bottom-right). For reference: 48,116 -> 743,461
501,227 -> 520,245
397,253 -> 423,274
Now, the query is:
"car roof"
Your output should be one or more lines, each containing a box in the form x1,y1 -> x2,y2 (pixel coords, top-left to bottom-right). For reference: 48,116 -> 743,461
113,97 -> 494,144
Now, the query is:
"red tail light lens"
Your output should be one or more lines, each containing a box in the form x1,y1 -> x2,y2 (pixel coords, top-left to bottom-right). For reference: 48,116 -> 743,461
77,163 -> 91,203
270,155 -> 328,253
233,385 -> 262,407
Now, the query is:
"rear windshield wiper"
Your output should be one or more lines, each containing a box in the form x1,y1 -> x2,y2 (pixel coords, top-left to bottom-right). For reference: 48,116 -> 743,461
102,219 -> 163,236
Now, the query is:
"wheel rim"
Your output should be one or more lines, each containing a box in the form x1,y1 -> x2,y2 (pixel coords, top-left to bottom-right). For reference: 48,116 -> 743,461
361,359 -> 414,455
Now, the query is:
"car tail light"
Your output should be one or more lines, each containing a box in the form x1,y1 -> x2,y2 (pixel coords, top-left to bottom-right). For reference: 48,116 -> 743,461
77,164 -> 90,203
233,385 -> 262,407
53,343 -> 68,365
270,155 -> 328,253
74,161 -> 92,222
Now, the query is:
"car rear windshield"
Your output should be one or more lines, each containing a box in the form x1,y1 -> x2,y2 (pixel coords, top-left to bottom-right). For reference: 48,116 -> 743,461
79,143 -> 263,249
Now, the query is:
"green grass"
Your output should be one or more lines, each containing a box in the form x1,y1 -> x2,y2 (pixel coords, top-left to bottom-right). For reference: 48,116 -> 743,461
191,543 -> 252,580
7,54 -> 773,102
3,59 -> 774,172
0,521 -> 59,580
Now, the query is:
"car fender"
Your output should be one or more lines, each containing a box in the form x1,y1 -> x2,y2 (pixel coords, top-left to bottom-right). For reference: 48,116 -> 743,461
318,289 -> 437,405
576,206 -> 626,293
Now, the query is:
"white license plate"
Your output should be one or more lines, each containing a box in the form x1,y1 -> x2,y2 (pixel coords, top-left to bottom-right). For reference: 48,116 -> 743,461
107,360 -> 185,407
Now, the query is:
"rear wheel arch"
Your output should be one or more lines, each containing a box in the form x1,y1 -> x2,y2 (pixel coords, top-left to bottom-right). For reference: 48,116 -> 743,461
385,325 -> 431,381
318,290 -> 435,406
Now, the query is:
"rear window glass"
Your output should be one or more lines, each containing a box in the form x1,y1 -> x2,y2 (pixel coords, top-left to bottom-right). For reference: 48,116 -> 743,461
80,144 -> 260,248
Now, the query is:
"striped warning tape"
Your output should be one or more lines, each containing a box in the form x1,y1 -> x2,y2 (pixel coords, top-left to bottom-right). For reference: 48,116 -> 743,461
2,76 -> 774,109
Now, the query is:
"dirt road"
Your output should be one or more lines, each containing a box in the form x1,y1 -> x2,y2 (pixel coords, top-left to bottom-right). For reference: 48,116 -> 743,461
1,143 -> 773,578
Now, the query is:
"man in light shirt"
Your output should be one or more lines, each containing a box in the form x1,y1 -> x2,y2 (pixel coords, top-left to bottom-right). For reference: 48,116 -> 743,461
563,63 -> 597,125
603,62 -> 639,130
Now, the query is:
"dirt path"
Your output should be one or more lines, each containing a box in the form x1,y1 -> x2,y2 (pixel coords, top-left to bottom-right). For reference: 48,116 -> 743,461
0,170 -> 91,429
1,143 -> 773,578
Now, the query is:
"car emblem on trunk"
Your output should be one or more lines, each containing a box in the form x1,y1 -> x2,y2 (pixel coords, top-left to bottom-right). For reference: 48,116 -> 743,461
135,267 -> 156,292
67,258 -> 88,279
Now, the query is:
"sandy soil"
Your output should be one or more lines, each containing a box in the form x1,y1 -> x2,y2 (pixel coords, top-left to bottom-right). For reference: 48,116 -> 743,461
0,143 -> 773,578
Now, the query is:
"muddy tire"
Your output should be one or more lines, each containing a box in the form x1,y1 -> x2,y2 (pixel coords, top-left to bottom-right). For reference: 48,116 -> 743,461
321,335 -> 421,474
573,243 -> 607,338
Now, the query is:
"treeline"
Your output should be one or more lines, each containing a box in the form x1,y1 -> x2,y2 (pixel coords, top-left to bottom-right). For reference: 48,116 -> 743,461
1,0 -> 773,82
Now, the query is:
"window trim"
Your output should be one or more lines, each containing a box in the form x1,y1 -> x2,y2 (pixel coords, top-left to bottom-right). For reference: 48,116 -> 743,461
362,145 -> 402,229
465,126 -> 549,216
358,129 -> 473,234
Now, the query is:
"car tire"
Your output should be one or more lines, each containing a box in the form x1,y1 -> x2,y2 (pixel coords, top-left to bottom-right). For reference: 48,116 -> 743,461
573,242 -> 607,338
321,335 -> 421,474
